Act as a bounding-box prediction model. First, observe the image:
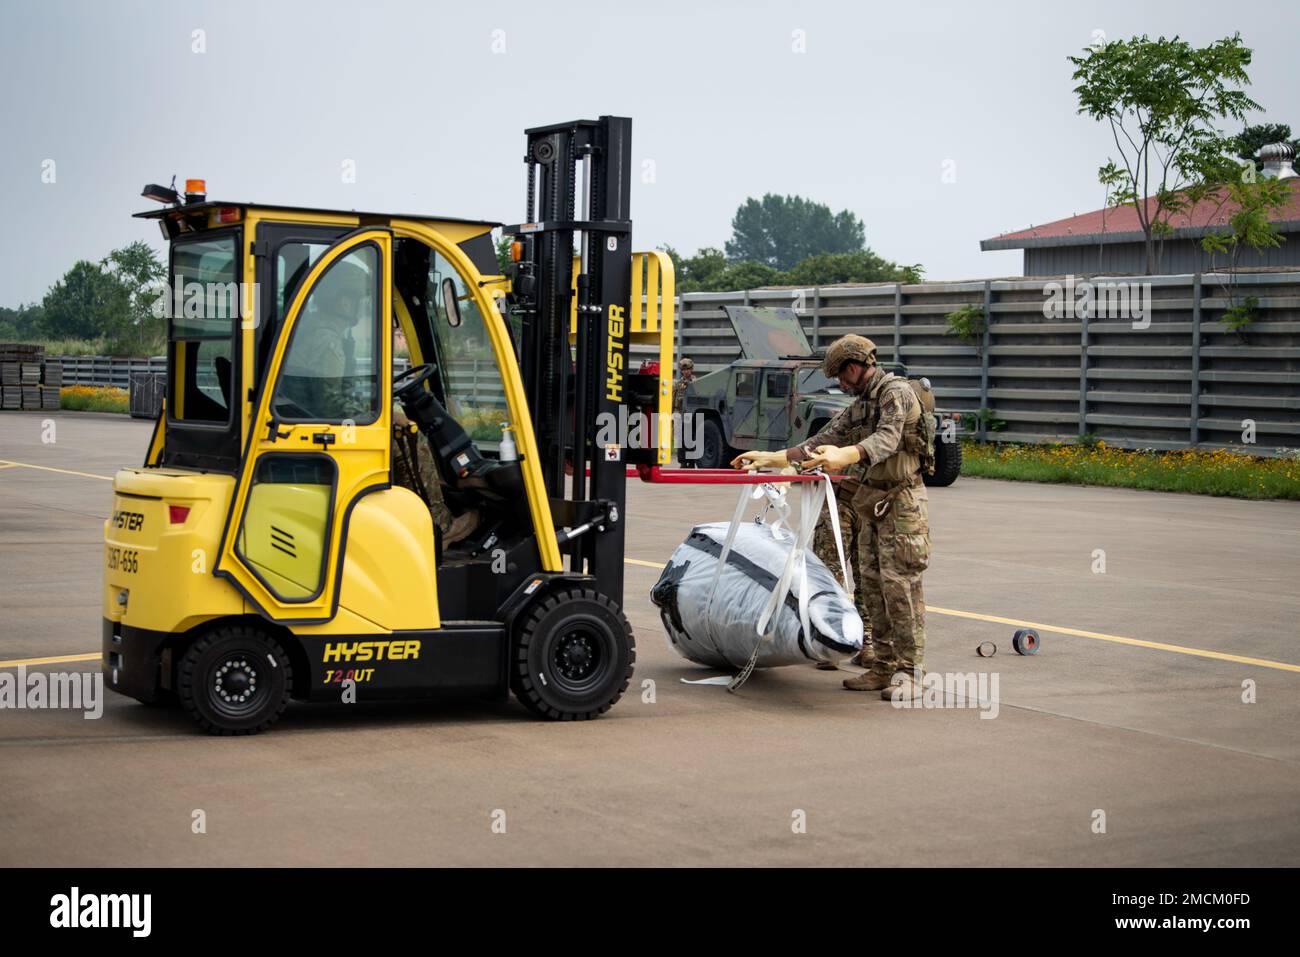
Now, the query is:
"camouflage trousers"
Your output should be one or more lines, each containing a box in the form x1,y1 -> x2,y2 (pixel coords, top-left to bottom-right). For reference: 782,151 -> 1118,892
812,481 -> 872,660
856,480 -> 930,677
393,430 -> 453,535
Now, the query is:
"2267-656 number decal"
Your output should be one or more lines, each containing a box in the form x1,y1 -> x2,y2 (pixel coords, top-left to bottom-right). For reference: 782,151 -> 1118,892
106,547 -> 138,574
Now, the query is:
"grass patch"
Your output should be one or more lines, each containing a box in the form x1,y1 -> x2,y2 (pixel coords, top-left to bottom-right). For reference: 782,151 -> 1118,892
60,385 -> 129,414
35,338 -> 108,356
961,439 -> 1300,500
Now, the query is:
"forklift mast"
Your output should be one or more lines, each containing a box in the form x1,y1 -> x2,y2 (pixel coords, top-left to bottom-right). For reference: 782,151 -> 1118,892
506,116 -> 635,602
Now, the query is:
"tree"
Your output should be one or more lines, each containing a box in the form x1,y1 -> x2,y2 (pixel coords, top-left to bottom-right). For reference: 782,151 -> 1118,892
661,245 -> 730,293
1231,123 -> 1300,170
663,244 -> 922,293
1200,173 -> 1292,339
102,241 -> 166,353
0,303 -> 45,341
41,260 -> 130,341
1070,33 -> 1260,273
722,260 -> 782,291
724,194 -> 865,271
495,234 -> 513,275
785,250 -> 922,286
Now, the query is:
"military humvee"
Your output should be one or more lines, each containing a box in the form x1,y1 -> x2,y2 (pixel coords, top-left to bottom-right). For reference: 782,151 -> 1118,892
680,305 -> 963,486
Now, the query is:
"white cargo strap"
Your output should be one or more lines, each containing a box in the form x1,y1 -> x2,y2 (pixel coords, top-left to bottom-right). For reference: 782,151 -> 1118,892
702,483 -> 758,622
755,482 -> 792,536
733,480 -> 825,691
692,472 -> 851,693
821,474 -> 853,600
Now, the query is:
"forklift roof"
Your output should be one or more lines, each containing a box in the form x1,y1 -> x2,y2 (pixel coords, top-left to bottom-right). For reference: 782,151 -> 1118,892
133,200 -> 501,229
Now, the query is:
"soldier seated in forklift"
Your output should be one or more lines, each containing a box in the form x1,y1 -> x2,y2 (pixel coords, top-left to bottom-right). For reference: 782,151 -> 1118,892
392,399 -> 480,547
388,238 -> 522,561
276,259 -> 372,419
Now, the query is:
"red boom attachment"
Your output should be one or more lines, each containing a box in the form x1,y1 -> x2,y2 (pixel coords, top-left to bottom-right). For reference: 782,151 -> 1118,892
627,465 -> 841,485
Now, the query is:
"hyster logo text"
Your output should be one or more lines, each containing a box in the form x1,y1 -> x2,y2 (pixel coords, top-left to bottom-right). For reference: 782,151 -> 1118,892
322,640 -> 421,663
605,304 -> 625,402
111,510 -> 144,531
50,887 -> 151,937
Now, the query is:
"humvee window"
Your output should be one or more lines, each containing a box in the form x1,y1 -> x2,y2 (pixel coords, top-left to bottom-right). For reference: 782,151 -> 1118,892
766,373 -> 791,399
736,371 -> 755,398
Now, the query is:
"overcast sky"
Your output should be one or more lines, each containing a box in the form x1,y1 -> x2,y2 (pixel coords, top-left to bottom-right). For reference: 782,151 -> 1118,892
1,0 -> 1297,305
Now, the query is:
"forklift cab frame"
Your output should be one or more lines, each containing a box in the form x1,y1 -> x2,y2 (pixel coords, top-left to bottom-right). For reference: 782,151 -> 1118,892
106,117 -> 677,733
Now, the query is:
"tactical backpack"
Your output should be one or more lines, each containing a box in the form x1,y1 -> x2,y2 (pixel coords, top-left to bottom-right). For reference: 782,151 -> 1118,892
872,375 -> 937,477
905,378 -> 937,477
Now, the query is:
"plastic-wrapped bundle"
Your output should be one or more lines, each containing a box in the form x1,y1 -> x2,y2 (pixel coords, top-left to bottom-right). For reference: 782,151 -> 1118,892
651,519 -> 864,670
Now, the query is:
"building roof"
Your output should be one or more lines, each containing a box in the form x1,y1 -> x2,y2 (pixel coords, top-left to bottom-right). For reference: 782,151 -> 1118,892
981,177 -> 1300,251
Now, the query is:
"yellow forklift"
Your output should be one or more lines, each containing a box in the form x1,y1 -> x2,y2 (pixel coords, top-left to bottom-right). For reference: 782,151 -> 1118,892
104,117 -> 677,733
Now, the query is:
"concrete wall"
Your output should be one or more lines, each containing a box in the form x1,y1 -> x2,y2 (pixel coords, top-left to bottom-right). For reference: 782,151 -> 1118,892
641,270 -> 1300,452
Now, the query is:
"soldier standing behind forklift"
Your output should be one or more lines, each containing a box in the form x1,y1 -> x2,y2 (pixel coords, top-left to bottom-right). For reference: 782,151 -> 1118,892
673,357 -> 696,466
733,335 -> 931,699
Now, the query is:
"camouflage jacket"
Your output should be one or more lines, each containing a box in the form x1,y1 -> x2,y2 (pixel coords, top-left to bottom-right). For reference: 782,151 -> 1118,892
281,325 -> 351,419
789,370 -> 921,485
672,373 -> 695,413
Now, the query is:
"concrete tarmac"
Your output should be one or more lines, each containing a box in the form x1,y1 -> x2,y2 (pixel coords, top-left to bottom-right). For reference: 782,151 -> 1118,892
1,411 -> 1298,866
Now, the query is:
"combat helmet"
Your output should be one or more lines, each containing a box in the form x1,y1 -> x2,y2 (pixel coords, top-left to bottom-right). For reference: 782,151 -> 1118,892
822,335 -> 877,377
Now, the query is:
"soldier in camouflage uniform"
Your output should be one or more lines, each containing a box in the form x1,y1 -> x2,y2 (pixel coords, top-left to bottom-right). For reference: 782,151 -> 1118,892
281,259 -> 370,418
734,335 -> 931,699
392,404 -> 454,539
809,483 -> 873,670
673,357 -> 696,466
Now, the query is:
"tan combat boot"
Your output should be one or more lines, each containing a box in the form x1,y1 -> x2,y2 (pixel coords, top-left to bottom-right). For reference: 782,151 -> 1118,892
881,671 -> 924,701
842,671 -> 895,692
444,508 -> 480,546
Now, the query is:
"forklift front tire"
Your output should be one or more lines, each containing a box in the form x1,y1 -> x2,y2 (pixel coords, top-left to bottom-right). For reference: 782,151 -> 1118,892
177,623 -> 293,735
511,588 -> 635,720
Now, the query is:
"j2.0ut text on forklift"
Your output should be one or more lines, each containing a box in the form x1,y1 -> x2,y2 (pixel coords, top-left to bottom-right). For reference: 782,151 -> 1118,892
104,117 -> 677,734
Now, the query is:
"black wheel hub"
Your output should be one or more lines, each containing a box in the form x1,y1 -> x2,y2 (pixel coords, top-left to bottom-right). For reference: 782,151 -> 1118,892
554,630 -> 602,684
212,657 -> 260,714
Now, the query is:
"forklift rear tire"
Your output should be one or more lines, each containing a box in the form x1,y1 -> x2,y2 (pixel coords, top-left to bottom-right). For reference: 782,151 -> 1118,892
177,623 -> 293,735
511,587 -> 635,720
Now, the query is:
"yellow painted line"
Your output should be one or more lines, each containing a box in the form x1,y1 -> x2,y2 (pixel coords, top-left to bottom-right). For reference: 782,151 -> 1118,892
1,557 -> 1293,674
0,459 -> 113,481
622,557 -> 1300,674
0,653 -> 100,669
927,605 -> 1300,674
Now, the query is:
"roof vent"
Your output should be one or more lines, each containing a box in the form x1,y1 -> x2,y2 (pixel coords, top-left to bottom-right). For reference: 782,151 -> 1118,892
1258,142 -> 1297,180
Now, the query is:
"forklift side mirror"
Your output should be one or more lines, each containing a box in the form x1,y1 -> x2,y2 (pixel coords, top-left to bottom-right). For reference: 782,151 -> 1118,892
441,277 -> 462,328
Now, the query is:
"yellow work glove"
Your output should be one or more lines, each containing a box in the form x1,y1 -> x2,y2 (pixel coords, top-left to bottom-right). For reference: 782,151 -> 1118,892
731,449 -> 789,470
803,444 -> 862,473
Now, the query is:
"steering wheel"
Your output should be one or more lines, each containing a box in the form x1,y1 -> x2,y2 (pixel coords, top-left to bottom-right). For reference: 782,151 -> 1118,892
393,362 -> 436,400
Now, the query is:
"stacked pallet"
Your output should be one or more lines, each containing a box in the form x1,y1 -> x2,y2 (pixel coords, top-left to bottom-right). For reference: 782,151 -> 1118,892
42,359 -> 63,409
0,343 -> 57,410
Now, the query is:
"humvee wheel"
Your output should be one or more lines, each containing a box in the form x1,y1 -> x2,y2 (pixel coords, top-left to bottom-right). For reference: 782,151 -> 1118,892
511,587 -> 635,720
177,624 -> 293,735
925,435 -> 962,487
699,418 -> 730,469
